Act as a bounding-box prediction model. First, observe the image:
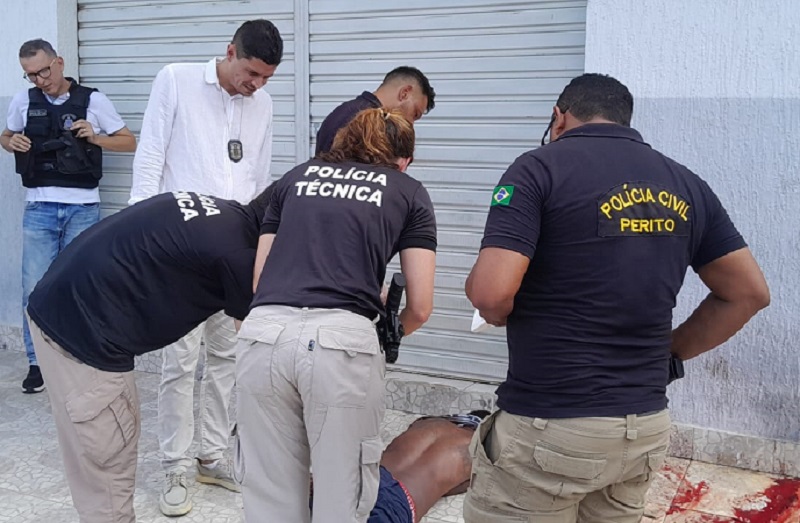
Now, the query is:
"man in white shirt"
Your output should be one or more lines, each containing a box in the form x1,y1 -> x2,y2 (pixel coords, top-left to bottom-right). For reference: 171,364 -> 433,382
129,19 -> 283,517
0,38 -> 135,395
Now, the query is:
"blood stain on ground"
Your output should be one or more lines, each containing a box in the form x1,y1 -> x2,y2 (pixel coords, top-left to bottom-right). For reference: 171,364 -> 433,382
660,461 -> 687,483
690,515 -> 740,522
734,478 -> 800,523
668,480 -> 711,515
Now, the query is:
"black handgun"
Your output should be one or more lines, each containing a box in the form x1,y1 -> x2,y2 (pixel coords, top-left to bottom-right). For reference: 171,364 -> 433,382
377,273 -> 406,364
668,354 -> 685,384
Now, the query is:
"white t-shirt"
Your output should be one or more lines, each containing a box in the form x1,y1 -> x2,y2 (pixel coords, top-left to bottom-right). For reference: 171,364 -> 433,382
129,59 -> 274,205
6,87 -> 126,203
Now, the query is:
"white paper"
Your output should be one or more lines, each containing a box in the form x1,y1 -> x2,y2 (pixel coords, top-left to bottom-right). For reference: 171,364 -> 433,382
471,309 -> 494,333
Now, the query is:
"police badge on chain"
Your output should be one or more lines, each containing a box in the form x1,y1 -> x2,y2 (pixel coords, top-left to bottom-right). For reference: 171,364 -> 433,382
228,139 -> 243,163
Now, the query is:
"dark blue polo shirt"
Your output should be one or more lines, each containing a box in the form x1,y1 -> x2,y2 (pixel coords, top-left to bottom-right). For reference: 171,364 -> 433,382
481,123 -> 746,418
27,192 -> 264,372
315,91 -> 382,155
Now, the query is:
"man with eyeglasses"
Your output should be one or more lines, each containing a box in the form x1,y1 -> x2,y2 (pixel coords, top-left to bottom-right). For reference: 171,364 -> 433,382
464,73 -> 769,522
0,38 -> 136,395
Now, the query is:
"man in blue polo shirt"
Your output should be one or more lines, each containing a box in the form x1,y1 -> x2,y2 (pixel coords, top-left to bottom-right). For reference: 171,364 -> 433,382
464,73 -> 770,522
314,66 -> 436,155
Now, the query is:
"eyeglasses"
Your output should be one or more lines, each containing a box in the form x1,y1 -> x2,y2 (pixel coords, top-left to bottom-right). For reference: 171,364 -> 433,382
24,58 -> 57,83
540,106 -> 568,146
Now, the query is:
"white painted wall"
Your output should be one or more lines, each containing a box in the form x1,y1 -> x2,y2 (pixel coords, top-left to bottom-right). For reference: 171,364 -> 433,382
0,0 -> 77,325
586,0 -> 800,441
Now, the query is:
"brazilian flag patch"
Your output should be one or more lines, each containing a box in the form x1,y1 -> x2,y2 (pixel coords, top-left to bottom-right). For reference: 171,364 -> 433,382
491,185 -> 514,206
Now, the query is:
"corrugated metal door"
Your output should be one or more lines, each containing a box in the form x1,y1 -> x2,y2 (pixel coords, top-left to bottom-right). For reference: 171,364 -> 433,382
76,0 -> 298,216
309,1 -> 587,380
76,0 -> 586,381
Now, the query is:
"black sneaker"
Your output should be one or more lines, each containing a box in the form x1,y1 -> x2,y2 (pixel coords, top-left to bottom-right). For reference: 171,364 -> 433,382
22,365 -> 45,394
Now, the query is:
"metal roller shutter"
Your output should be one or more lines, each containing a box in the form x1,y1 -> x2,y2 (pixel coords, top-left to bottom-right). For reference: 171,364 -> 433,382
309,0 -> 587,380
77,0 -> 298,216
76,0 -> 586,381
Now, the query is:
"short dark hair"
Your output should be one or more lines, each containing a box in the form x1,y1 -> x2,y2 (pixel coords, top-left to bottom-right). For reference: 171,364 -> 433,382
382,66 -> 436,114
232,19 -> 283,66
556,73 -> 634,126
19,39 -> 57,59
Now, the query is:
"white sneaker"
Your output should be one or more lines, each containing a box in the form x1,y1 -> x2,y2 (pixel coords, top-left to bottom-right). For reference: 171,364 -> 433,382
159,471 -> 192,516
196,458 -> 241,492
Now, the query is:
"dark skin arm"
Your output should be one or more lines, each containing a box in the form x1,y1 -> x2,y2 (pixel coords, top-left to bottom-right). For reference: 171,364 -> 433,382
466,247 -> 530,326
672,247 -> 769,360
443,479 -> 470,497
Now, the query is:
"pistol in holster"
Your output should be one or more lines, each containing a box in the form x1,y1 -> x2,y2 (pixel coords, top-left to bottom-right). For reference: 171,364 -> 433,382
377,273 -> 406,364
668,354 -> 685,384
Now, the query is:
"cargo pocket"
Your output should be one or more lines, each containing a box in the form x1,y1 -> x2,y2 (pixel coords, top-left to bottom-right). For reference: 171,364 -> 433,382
313,326 -> 379,407
65,375 -> 137,467
237,317 -> 285,345
236,318 -> 285,397
610,447 -> 667,509
469,410 -> 497,464
532,444 -> 607,480
517,442 -> 607,511
463,497 -> 528,522
647,448 -> 668,475
231,424 -> 246,486
355,437 -> 383,519
468,411 -> 502,502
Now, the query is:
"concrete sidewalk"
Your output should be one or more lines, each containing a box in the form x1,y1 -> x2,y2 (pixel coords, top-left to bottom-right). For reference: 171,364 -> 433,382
1,350 -> 798,522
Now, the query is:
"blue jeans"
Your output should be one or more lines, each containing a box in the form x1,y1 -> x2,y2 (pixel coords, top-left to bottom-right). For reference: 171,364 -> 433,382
22,201 -> 100,365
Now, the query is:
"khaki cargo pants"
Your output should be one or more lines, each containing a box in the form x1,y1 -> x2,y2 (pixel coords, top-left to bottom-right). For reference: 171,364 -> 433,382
29,318 -> 140,523
464,409 -> 671,522
235,305 -> 386,523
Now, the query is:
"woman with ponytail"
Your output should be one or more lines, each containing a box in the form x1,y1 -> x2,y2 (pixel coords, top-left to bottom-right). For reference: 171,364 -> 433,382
236,108 -> 437,522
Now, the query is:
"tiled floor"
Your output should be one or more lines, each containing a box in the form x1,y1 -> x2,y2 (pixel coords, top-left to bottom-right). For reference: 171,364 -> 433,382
1,350 -> 799,522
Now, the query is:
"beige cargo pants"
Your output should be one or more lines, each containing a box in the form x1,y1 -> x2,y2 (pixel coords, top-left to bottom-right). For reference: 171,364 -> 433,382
235,305 -> 386,523
464,409 -> 671,522
29,318 -> 140,523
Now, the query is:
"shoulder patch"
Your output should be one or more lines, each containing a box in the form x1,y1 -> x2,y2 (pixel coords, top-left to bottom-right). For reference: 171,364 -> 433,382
491,185 -> 514,206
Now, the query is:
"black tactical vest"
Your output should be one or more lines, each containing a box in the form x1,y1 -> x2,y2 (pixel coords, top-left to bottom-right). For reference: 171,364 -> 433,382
15,79 -> 103,189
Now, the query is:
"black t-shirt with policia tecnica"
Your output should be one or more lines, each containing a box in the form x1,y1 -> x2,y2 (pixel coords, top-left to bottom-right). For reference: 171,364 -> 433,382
253,159 -> 437,319
481,124 -> 746,419
27,191 -> 263,372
